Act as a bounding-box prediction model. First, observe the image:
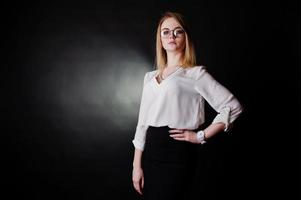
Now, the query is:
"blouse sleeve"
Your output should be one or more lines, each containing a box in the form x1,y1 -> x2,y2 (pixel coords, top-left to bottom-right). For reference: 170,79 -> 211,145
194,66 -> 244,132
132,72 -> 150,151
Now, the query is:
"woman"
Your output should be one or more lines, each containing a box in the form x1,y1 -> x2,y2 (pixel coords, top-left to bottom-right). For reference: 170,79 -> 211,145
131,11 -> 243,200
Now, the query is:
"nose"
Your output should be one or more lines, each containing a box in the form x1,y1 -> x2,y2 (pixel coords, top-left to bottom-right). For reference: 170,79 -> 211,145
169,33 -> 176,39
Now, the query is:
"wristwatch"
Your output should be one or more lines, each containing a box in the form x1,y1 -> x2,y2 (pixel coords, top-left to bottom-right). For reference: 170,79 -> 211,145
196,130 -> 207,144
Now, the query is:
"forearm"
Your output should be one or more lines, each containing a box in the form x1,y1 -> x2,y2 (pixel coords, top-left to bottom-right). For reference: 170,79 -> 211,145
203,122 -> 226,140
133,148 -> 143,169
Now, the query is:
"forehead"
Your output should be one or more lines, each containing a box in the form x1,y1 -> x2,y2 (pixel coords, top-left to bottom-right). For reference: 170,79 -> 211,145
161,17 -> 182,29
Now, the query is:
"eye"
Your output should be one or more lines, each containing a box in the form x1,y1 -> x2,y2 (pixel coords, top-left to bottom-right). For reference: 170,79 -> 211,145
175,28 -> 185,35
161,30 -> 170,36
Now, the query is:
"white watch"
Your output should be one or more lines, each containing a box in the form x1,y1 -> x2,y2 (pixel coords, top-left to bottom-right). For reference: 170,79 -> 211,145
196,130 -> 207,144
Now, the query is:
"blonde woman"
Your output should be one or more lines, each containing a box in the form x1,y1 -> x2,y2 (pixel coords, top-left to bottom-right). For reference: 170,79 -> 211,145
132,11 -> 243,200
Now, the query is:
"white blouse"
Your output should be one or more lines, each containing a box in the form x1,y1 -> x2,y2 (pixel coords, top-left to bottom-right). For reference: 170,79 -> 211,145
132,65 -> 243,151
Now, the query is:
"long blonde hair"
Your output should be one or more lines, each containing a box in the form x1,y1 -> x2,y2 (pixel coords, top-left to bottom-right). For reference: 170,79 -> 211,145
155,11 -> 196,73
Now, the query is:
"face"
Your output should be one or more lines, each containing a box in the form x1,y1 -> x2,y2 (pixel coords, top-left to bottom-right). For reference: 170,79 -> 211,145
160,17 -> 186,53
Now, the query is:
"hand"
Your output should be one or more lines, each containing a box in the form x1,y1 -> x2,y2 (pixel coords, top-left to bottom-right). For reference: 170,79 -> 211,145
132,167 -> 144,195
169,128 -> 200,144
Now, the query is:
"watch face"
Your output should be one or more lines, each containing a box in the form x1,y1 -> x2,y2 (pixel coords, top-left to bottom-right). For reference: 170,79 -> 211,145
197,130 -> 205,141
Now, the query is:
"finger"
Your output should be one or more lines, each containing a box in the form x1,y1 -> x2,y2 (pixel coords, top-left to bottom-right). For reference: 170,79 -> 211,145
169,130 -> 181,133
170,133 -> 185,138
171,136 -> 186,141
169,129 -> 185,133
137,181 -> 142,195
133,182 -> 137,190
133,181 -> 138,189
141,178 -> 144,194
134,182 -> 141,195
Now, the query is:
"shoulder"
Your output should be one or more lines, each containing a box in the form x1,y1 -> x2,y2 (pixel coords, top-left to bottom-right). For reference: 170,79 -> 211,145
182,65 -> 207,80
143,69 -> 157,84
146,69 -> 158,77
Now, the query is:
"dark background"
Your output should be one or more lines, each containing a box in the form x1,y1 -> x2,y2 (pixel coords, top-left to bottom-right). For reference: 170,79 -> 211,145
5,0 -> 299,199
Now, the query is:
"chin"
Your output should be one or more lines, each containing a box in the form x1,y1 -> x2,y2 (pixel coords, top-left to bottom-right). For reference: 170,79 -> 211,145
165,47 -> 180,52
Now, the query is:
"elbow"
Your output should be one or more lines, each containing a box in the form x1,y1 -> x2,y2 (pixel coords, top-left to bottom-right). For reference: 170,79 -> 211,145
132,139 -> 145,151
236,101 -> 244,116
229,101 -> 244,124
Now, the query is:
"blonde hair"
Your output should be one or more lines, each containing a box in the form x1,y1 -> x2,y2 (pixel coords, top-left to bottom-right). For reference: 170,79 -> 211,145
155,11 -> 196,74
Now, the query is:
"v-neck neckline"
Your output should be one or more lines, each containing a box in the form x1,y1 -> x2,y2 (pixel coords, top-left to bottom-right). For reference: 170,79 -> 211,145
153,67 -> 183,86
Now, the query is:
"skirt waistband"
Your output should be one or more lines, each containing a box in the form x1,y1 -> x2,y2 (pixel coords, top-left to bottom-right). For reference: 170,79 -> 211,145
148,125 -> 199,130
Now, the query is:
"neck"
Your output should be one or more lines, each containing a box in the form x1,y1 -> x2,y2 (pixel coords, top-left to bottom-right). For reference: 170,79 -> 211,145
166,51 -> 183,68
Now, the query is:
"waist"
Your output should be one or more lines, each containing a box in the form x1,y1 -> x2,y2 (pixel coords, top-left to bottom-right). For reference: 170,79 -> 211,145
144,125 -> 199,154
148,125 -> 200,132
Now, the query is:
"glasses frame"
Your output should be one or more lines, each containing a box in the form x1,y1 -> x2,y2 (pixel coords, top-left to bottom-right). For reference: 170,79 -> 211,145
160,27 -> 185,38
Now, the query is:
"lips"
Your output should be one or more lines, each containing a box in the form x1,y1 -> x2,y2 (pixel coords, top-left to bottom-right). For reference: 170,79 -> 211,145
168,41 -> 176,44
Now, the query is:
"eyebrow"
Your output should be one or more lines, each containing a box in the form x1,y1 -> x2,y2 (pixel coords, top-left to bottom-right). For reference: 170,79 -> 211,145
161,26 -> 182,30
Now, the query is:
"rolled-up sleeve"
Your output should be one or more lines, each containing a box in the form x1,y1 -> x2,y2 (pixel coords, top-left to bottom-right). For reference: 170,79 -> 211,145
194,66 -> 243,132
132,72 -> 150,151
132,125 -> 149,150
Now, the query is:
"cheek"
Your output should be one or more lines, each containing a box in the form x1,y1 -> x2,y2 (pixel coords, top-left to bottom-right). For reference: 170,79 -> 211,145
161,38 -> 168,45
178,38 -> 185,46
175,39 -> 185,50
161,39 -> 169,48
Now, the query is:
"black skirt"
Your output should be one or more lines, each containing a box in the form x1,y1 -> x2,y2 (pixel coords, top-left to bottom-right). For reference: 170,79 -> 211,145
141,125 -> 199,200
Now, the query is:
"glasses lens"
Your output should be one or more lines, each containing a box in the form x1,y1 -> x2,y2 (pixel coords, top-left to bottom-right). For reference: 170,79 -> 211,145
161,30 -> 170,37
174,28 -> 185,37
161,28 -> 185,38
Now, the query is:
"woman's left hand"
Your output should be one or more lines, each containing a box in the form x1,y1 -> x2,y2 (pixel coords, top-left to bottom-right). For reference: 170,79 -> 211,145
168,129 -> 200,144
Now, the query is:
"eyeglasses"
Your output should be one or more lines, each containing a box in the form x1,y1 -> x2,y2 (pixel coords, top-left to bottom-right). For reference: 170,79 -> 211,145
160,28 -> 185,38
